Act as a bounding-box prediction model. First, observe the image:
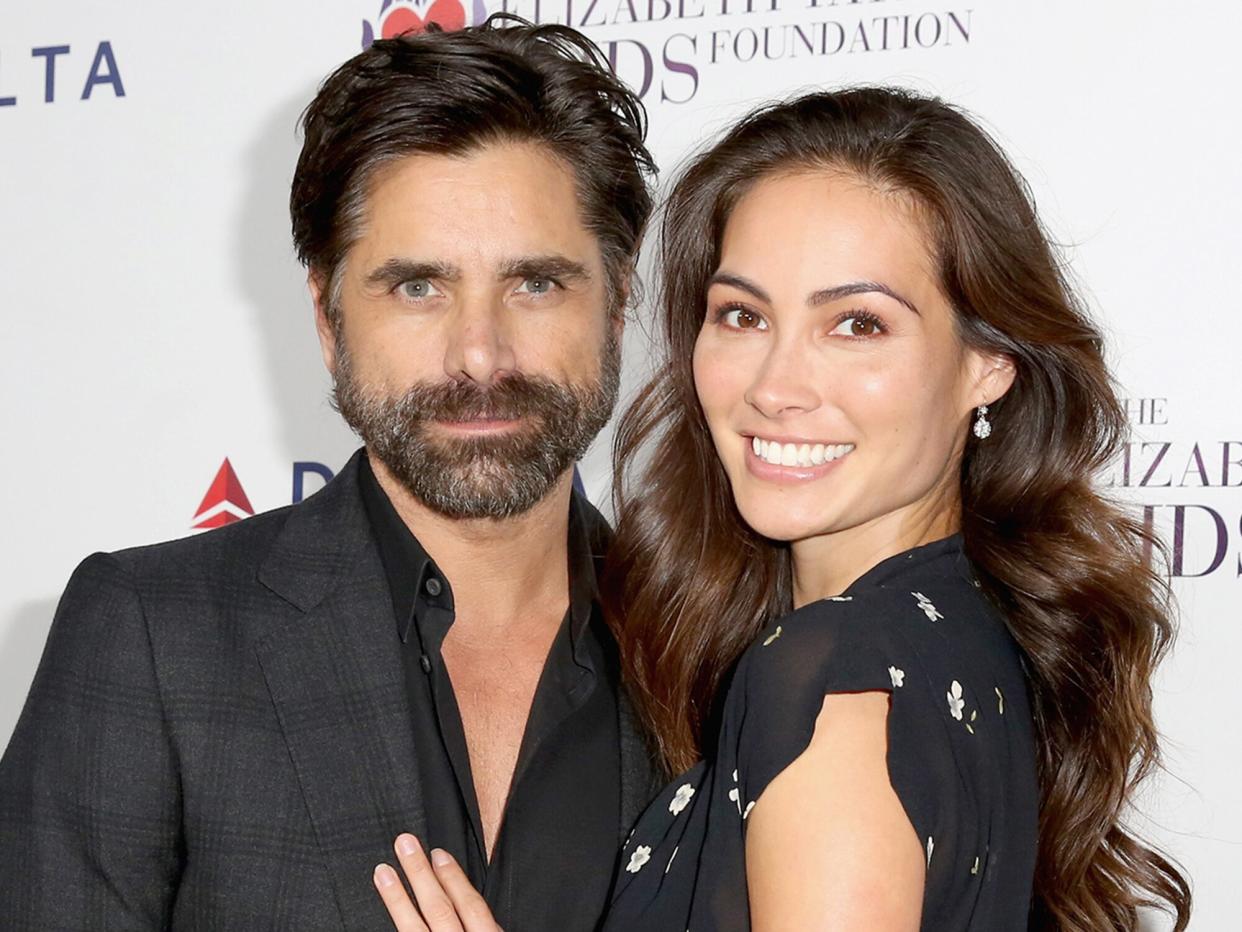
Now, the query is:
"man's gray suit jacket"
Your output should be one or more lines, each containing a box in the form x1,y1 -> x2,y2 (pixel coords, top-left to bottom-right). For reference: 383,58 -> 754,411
0,451 -> 659,929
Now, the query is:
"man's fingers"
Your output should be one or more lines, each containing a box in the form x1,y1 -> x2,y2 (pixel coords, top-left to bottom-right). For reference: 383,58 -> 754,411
395,834 -> 464,932
430,848 -> 501,931
374,862 -> 429,932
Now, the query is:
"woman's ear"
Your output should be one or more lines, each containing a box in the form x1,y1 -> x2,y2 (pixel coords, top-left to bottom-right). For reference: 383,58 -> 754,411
969,349 -> 1016,408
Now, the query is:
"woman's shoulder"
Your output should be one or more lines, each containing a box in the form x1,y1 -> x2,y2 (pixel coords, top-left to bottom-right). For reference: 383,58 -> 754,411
725,572 -> 1035,862
729,570 -> 1029,776
739,577 -> 989,687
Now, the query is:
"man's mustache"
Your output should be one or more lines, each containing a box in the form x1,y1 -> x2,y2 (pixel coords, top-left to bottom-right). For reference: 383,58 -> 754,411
392,374 -> 575,424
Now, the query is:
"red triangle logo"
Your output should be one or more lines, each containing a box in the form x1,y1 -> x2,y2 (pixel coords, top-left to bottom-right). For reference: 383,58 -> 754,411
192,458 -> 254,529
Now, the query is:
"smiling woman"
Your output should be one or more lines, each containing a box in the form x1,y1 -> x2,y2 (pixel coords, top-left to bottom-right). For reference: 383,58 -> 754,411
600,86 -> 1193,930
692,169 -> 1007,563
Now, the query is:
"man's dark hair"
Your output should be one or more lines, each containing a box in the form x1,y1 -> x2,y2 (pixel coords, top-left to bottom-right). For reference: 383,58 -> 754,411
290,14 -> 656,323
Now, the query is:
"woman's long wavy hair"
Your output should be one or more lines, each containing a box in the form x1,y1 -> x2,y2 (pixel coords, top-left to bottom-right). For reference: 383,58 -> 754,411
602,87 -> 1191,930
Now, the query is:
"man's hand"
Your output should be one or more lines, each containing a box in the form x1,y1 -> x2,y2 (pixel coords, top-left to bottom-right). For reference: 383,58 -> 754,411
374,834 -> 502,932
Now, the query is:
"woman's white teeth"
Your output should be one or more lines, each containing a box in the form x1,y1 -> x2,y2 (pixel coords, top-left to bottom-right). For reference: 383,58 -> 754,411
753,438 -> 854,466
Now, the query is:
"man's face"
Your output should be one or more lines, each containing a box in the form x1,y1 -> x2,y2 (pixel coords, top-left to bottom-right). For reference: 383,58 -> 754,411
315,141 -> 622,520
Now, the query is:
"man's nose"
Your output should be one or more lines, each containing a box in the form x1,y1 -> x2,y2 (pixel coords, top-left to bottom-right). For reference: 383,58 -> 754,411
442,298 -> 517,385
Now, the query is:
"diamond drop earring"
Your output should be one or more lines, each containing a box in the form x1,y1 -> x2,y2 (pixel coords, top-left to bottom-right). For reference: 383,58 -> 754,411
973,404 -> 992,439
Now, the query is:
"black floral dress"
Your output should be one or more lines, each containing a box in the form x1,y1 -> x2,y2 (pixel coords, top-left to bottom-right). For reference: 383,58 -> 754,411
604,536 -> 1039,931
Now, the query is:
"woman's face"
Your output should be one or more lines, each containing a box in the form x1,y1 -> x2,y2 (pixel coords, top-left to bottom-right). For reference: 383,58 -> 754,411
693,170 -> 1010,546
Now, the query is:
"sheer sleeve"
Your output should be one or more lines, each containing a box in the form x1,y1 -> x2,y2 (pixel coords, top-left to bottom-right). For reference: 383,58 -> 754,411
731,590 -> 982,895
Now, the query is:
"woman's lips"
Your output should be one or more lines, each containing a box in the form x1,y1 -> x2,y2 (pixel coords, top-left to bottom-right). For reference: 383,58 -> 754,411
744,435 -> 855,480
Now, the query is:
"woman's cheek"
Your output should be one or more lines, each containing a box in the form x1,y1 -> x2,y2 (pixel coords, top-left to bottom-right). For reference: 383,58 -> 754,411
693,338 -> 743,418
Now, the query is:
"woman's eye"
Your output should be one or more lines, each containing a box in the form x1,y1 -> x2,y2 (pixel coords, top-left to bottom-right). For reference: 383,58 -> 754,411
397,279 -> 441,300
515,277 -> 556,296
720,307 -> 768,330
830,314 -> 884,337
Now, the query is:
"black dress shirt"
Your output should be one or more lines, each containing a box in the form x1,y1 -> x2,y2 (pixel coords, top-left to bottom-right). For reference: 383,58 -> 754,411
358,457 -> 624,931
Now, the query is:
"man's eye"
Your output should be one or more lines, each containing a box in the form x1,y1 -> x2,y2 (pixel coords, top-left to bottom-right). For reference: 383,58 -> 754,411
718,306 -> 768,331
516,277 -> 556,296
397,279 -> 441,300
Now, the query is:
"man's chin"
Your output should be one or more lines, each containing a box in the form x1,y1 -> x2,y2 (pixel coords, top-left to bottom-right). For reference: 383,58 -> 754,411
404,481 -> 556,522
383,452 -> 573,521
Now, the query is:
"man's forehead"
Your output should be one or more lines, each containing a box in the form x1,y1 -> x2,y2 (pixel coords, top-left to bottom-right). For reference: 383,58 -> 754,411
364,141 -> 578,210
355,142 -> 601,265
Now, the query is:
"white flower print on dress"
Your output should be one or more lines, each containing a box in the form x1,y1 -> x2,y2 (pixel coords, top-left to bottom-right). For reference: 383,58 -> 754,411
669,783 -> 696,816
665,846 -> 679,874
827,595 -> 853,602
912,591 -> 943,621
995,685 -> 1005,715
947,680 -> 965,720
926,836 -> 935,867
728,769 -> 742,814
742,800 -> 755,820
626,845 -> 652,873
888,666 -> 905,688
762,625 -> 783,647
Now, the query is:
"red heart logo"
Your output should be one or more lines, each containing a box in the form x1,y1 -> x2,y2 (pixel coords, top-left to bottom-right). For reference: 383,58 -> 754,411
426,0 -> 466,31
381,1 -> 466,38
382,8 -> 425,39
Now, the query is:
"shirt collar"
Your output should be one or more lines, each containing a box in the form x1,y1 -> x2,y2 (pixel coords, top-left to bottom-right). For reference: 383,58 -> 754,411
357,452 -> 602,664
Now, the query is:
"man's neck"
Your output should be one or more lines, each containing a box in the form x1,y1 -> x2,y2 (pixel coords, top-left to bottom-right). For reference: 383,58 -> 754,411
367,453 -> 574,639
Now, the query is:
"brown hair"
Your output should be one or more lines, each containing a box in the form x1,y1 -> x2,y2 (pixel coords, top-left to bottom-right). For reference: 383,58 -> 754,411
603,87 -> 1191,930
289,14 -> 656,322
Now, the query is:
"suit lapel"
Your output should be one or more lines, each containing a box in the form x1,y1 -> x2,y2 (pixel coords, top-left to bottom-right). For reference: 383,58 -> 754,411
255,451 -> 426,930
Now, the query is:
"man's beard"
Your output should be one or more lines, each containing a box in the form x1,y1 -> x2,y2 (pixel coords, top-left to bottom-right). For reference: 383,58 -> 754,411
332,330 -> 620,520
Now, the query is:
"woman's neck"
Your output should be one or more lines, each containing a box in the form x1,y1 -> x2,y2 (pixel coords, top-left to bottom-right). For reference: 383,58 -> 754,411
790,496 -> 960,609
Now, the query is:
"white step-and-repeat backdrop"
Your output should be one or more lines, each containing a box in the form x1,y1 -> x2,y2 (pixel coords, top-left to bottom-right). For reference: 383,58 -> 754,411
2,1 -> 1238,925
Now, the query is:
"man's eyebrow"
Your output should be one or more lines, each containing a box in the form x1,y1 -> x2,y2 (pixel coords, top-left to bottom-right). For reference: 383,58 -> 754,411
809,280 -> 922,316
364,258 -> 461,289
498,255 -> 592,283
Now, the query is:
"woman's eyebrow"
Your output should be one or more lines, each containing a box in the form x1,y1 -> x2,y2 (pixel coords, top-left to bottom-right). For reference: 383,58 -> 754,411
710,272 -> 921,316
709,272 -> 771,303
808,280 -> 922,316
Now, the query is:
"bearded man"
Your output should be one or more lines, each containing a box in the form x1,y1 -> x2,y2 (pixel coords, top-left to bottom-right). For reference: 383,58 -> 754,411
0,18 -> 659,930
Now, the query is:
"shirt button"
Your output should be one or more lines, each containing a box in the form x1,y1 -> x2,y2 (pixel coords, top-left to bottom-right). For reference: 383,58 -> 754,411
419,655 -> 432,674
425,577 -> 442,597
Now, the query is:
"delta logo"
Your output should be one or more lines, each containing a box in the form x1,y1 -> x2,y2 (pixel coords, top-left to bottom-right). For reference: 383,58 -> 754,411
361,0 -> 490,49
191,459 -> 336,530
191,459 -> 255,529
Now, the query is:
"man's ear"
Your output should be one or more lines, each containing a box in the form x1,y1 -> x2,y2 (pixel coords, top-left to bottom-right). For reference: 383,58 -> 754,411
309,271 -> 338,376
611,270 -> 634,340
